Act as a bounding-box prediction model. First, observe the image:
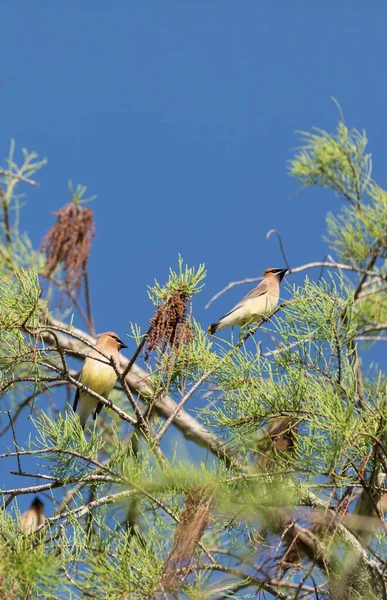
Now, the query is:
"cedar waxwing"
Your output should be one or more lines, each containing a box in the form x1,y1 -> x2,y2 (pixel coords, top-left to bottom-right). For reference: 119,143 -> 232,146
258,417 -> 298,468
208,268 -> 288,335
73,331 -> 127,429
310,473 -> 387,546
20,497 -> 45,534
348,471 -> 386,545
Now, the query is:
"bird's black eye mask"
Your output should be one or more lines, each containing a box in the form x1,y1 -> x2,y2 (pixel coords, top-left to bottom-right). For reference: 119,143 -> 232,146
111,335 -> 128,348
269,268 -> 288,281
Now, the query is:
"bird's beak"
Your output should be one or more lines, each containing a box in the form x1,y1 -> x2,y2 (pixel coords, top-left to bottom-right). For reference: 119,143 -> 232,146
278,269 -> 288,281
120,342 -> 128,349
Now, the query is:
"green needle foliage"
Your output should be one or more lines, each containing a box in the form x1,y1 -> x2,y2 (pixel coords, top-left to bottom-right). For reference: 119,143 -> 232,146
148,255 -> 206,306
0,110 -> 387,599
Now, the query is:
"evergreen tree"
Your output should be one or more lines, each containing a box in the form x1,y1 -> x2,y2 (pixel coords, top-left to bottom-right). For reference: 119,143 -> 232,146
0,114 -> 386,599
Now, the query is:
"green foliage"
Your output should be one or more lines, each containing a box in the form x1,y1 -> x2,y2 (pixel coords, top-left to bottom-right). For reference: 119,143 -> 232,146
149,319 -> 219,395
32,411 -> 106,479
148,254 -> 206,305
0,509 -> 63,599
0,268 -> 42,332
1,139 -> 47,203
325,183 -> 387,265
68,180 -> 97,206
289,107 -> 372,208
0,269 -> 46,392
79,531 -> 164,599
1,116 -> 386,600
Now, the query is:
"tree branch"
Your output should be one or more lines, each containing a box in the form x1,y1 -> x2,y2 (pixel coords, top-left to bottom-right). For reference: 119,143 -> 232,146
0,168 -> 39,187
205,259 -> 385,309
40,317 -> 243,469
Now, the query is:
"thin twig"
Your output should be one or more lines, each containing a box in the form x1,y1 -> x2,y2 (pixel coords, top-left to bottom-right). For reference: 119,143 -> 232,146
0,186 -> 12,246
205,260 -> 385,309
266,229 -> 291,270
41,273 -> 91,332
353,245 -> 382,302
67,371 -> 137,426
155,368 -> 215,443
192,563 -> 291,599
0,447 -> 111,471
317,254 -> 330,281
3,481 -> 64,509
62,566 -> 94,598
156,302 -> 288,444
9,471 -> 115,485
343,148 -> 362,210
359,324 -> 387,334
332,321 -> 341,385
45,489 -> 135,526
83,264 -> 96,337
7,410 -> 21,474
55,481 -> 86,515
0,380 -> 69,438
5,327 -> 139,428
114,360 -> 166,467
0,168 -> 39,187
356,336 -> 387,342
40,327 -> 68,374
38,316 -> 247,469
205,276 -> 262,310
121,324 -> 152,380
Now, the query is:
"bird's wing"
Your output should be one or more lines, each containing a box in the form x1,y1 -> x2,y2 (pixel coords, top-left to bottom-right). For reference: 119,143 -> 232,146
223,280 -> 269,318
240,280 -> 268,303
73,388 -> 80,412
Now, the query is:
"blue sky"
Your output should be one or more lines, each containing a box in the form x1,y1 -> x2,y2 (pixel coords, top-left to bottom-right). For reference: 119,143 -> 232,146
1,2 -> 386,521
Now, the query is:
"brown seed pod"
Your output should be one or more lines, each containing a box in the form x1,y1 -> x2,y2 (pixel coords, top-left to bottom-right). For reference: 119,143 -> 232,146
145,290 -> 194,361
41,202 -> 95,295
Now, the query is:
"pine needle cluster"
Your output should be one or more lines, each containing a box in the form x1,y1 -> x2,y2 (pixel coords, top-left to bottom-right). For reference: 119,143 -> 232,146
0,109 -> 386,599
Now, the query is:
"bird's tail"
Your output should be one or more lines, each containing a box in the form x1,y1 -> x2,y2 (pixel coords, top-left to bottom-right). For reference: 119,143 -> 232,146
77,395 -> 97,430
78,413 -> 87,431
208,321 -> 220,335
72,389 -> 87,430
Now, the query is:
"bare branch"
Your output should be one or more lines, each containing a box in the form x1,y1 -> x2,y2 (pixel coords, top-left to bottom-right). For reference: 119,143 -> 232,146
0,380 -> 70,439
0,186 -> 11,247
205,259 -> 385,309
205,276 -> 262,310
0,168 -> 39,187
266,229 -> 291,271
40,317 -> 243,469
7,410 -> 21,473
83,264 -> 96,337
121,324 -> 152,380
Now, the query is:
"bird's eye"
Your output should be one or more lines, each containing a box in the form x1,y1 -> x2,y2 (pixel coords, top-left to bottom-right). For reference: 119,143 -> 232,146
112,336 -> 121,343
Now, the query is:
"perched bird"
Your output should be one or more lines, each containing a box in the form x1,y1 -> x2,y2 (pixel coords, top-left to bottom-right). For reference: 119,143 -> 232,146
208,268 -> 288,335
20,497 -> 45,534
73,331 -> 127,429
258,417 -> 298,468
348,471 -> 387,545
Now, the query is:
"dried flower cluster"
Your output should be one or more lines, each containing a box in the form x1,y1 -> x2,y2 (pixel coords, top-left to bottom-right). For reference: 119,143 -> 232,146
161,488 -> 211,592
145,290 -> 193,361
41,202 -> 95,295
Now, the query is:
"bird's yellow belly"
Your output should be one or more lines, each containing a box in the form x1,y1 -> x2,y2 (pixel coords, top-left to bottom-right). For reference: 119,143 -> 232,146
240,293 -> 278,324
80,360 -> 117,397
